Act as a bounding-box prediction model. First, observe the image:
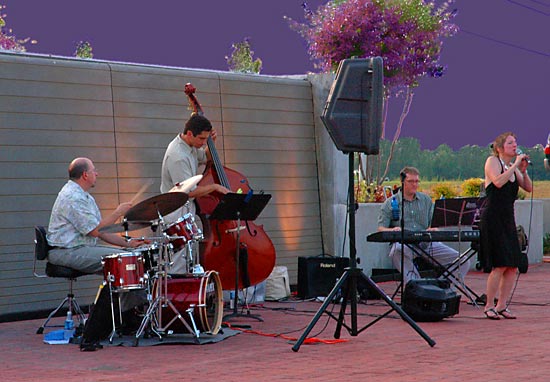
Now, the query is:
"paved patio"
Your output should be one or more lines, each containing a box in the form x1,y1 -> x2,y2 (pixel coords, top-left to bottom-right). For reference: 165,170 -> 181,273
4,263 -> 550,382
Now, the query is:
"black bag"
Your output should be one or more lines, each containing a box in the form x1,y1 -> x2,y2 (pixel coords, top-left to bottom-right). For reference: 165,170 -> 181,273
80,285 -> 112,351
517,225 -> 529,274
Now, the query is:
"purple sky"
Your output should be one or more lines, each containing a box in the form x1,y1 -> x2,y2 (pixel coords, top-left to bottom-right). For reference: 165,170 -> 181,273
4,0 -> 549,150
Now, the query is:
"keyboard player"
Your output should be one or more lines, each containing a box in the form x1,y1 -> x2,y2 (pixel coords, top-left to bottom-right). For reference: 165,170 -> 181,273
376,167 -> 471,286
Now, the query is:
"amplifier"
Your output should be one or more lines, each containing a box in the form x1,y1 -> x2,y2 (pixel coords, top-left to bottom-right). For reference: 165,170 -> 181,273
297,256 -> 349,299
402,279 -> 461,322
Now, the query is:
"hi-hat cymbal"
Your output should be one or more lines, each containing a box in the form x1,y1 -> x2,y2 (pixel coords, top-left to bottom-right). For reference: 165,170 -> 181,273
125,192 -> 189,221
99,220 -> 152,234
169,174 -> 203,193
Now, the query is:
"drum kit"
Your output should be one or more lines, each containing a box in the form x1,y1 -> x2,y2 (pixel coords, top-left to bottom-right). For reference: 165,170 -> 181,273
99,175 -> 223,346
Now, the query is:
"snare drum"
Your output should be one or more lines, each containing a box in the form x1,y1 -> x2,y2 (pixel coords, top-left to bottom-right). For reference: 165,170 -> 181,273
153,270 -> 223,334
164,213 -> 203,252
102,252 -> 145,291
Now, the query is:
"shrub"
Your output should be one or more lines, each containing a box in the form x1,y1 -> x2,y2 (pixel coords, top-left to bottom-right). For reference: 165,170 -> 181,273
430,182 -> 458,199
225,37 -> 262,74
461,178 -> 484,197
355,180 -> 393,203
74,41 -> 93,59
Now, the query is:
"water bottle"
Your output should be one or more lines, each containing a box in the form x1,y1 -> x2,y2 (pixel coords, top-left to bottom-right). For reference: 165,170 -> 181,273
391,197 -> 399,221
229,291 -> 235,310
64,310 -> 74,330
64,310 -> 75,340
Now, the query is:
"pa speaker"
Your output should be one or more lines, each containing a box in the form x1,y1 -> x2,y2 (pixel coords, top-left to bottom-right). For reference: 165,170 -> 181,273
298,256 -> 349,299
402,279 -> 461,322
320,57 -> 384,154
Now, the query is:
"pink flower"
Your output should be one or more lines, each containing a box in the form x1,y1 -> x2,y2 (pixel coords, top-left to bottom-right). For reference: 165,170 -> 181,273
288,0 -> 458,94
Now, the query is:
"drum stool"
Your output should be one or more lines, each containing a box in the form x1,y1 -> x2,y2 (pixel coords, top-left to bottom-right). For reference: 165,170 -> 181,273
33,226 -> 88,334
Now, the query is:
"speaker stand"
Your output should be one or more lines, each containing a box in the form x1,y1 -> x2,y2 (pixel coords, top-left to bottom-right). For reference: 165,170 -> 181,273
292,153 -> 436,352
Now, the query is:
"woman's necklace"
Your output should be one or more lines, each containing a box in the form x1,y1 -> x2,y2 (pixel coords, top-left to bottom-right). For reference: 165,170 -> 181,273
499,157 -> 510,170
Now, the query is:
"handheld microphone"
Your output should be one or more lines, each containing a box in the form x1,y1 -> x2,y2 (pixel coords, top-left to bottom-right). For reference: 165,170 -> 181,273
516,148 -> 532,165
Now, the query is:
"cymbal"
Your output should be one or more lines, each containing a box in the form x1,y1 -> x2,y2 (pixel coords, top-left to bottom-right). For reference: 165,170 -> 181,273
125,192 -> 189,221
99,220 -> 152,234
169,174 -> 203,193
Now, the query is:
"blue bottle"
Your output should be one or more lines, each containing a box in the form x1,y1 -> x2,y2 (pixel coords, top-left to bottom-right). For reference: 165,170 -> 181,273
64,310 -> 75,340
391,197 -> 399,221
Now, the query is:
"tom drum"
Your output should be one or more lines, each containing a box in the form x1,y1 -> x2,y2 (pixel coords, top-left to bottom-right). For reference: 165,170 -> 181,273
163,213 -> 203,252
102,252 -> 145,291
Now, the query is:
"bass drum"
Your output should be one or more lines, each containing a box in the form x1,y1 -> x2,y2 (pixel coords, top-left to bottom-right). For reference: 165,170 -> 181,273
154,270 -> 223,335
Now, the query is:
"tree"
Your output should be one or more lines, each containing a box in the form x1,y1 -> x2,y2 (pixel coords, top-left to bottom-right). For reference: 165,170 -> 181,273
74,41 -> 93,59
288,0 -> 457,184
225,37 -> 262,74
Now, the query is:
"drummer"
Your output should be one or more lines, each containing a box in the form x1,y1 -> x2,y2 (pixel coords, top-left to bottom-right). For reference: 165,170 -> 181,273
47,157 -> 146,274
160,114 -> 230,273
47,157 -> 149,318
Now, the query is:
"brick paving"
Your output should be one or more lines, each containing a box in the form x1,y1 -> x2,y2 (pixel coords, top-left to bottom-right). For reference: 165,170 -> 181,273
3,263 -> 550,382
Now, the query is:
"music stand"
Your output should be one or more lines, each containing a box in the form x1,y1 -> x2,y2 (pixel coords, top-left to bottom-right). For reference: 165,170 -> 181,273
209,192 -> 271,322
431,197 -> 485,228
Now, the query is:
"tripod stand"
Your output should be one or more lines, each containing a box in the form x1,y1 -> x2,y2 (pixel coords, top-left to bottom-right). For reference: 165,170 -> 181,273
209,192 -> 271,322
292,153 -> 436,352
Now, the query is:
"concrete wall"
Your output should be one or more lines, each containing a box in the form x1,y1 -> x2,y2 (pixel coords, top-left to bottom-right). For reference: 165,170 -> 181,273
1,51 -> 547,319
0,51 -> 322,318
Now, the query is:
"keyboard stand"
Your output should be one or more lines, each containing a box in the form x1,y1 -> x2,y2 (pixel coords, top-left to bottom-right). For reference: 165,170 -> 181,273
406,243 -> 482,306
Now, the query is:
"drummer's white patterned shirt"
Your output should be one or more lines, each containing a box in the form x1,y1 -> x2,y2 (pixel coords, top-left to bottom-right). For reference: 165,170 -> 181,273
47,180 -> 101,248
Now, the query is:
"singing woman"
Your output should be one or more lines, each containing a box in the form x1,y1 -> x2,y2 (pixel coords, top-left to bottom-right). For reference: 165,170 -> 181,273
480,132 -> 532,319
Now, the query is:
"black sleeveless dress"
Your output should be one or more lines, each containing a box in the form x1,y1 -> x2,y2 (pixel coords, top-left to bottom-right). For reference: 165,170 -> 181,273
479,161 -> 521,271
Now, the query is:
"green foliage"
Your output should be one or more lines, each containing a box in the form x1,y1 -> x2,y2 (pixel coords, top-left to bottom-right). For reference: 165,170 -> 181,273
74,41 -> 93,59
374,138 -> 548,181
226,37 -> 262,74
355,180 -> 393,203
430,182 -> 459,199
461,178 -> 484,197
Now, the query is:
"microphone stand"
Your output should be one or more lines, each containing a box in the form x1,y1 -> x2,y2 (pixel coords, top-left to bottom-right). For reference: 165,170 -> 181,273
399,172 -> 406,301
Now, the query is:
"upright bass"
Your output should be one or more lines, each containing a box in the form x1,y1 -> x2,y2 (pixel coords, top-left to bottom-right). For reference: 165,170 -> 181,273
184,83 -> 276,290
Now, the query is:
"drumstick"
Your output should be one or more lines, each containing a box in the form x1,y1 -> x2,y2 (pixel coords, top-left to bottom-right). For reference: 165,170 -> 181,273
130,179 -> 154,205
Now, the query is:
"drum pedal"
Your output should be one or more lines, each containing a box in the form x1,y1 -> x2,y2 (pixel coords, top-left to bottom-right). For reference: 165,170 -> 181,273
186,305 -> 201,338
